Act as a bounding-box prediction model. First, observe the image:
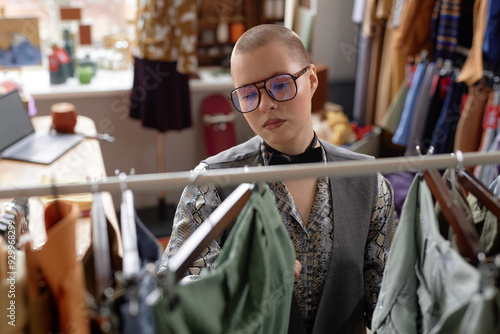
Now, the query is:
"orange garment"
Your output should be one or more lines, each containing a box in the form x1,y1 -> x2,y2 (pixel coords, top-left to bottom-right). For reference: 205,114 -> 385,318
37,201 -> 90,334
457,0 -> 490,86
454,81 -> 492,153
394,0 -> 435,56
363,0 -> 385,125
476,90 -> 497,153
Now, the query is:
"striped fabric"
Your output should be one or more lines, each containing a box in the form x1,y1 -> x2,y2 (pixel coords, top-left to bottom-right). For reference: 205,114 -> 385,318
432,0 -> 462,60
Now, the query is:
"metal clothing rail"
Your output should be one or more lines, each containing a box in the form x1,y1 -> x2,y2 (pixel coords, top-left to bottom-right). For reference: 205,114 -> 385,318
1,150 -> 500,199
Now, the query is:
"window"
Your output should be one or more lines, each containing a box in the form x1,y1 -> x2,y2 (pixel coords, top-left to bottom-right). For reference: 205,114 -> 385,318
0,0 -> 137,57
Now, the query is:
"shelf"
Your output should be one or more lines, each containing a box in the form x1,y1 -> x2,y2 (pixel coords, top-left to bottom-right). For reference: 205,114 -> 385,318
198,16 -> 246,25
198,41 -> 234,48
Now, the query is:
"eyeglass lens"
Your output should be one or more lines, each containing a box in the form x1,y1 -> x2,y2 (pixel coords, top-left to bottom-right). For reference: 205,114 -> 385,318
231,74 -> 297,113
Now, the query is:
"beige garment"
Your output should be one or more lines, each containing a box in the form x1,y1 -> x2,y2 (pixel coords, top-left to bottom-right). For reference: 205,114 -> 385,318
135,0 -> 198,75
376,0 -> 394,20
374,3 -> 397,126
457,0 -> 490,86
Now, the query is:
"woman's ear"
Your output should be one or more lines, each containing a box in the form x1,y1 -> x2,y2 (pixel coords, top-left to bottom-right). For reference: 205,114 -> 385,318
308,64 -> 319,97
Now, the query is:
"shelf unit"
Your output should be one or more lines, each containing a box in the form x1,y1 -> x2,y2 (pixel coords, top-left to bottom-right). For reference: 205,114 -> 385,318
197,0 -> 285,67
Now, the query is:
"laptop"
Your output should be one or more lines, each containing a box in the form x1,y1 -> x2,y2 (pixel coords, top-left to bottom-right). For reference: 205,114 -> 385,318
0,90 -> 83,165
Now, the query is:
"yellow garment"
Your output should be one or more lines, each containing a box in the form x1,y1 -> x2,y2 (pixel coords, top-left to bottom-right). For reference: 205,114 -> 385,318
135,0 -> 198,75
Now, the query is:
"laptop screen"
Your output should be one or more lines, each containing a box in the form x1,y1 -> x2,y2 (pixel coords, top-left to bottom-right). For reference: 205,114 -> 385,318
0,90 -> 35,152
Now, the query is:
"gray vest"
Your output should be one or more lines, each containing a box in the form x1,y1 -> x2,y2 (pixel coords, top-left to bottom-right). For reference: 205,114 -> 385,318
203,136 -> 378,334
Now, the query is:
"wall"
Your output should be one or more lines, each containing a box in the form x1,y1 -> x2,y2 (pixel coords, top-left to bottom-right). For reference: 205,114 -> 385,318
311,0 -> 358,82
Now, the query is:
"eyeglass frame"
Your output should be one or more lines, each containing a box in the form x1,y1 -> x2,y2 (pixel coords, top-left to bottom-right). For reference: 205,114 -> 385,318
227,65 -> 310,113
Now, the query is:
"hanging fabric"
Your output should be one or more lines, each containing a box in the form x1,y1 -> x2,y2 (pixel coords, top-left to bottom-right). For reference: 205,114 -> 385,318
393,0 -> 435,56
404,61 -> 440,155
454,81 -> 492,154
130,0 -> 198,132
380,78 -> 410,134
474,89 -> 500,183
372,176 -> 499,333
83,191 -> 123,333
153,184 -> 295,334
37,200 -> 90,334
430,73 -> 468,154
119,212 -> 162,334
457,0 -> 490,86
464,174 -> 500,256
431,0 -> 462,61
419,67 -> 453,154
374,1 -> 407,127
352,24 -> 373,125
483,0 -> 500,75
118,176 -> 163,334
392,60 -> 428,146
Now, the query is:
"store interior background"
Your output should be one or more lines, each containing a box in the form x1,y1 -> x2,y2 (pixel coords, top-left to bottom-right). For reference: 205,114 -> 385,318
2,0 -> 361,236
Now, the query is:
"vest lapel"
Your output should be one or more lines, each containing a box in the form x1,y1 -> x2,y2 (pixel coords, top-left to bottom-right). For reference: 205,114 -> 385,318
311,151 -> 377,334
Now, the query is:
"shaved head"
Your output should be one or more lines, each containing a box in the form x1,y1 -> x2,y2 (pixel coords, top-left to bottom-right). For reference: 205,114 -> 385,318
231,24 -> 310,68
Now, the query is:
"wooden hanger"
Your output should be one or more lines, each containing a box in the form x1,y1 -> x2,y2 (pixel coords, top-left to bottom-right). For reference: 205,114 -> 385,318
166,183 -> 256,282
457,169 -> 500,218
423,169 -> 483,266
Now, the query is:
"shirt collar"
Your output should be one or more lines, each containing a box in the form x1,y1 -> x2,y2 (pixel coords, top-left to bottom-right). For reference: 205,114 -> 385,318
259,138 -> 327,166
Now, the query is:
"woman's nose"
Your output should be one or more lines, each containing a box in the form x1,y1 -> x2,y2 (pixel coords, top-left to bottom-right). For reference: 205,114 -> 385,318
257,87 -> 277,112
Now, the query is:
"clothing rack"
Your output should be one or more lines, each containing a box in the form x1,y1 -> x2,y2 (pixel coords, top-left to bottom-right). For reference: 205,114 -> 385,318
1,150 -> 500,199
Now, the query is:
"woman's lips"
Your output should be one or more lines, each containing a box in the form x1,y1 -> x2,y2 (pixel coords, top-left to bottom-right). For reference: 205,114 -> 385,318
263,118 -> 286,130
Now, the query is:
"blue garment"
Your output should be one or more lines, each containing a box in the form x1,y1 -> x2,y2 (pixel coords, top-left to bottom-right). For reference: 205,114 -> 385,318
120,213 -> 163,334
483,0 -> 500,73
430,74 -> 467,154
405,62 -> 440,155
392,62 -> 427,146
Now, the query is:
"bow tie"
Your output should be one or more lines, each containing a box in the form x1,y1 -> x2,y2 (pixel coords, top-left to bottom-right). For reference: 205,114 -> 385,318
265,134 -> 323,166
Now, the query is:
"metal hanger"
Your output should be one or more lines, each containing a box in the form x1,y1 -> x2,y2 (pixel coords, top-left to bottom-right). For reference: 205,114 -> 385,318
90,179 -> 113,301
117,170 -> 141,316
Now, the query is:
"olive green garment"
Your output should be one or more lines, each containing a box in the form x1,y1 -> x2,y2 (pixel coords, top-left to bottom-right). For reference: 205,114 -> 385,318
380,81 -> 410,134
154,184 -> 296,334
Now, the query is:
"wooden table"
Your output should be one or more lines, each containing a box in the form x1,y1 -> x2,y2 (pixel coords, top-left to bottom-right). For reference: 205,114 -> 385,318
0,115 -> 121,257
